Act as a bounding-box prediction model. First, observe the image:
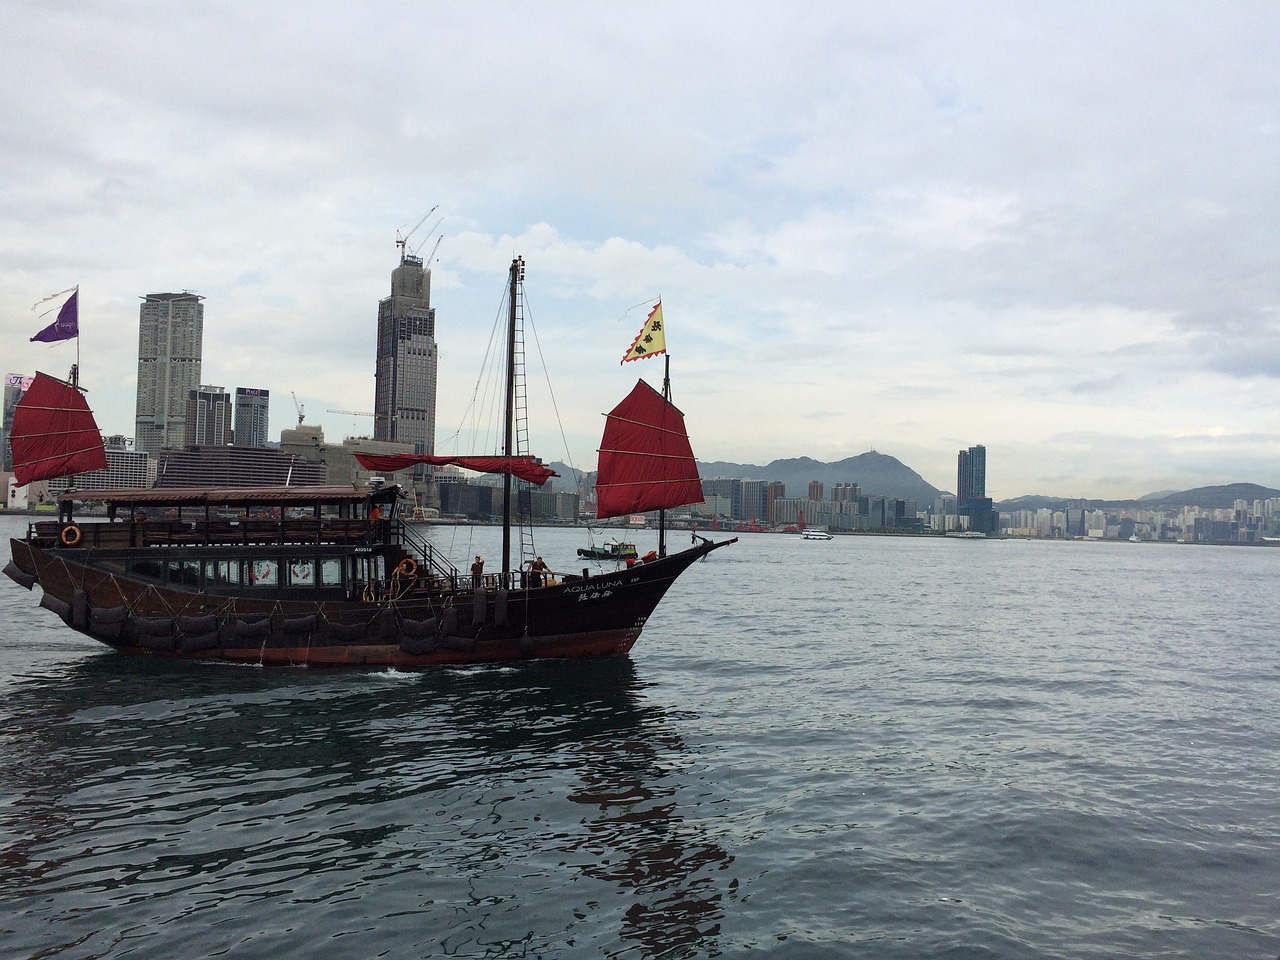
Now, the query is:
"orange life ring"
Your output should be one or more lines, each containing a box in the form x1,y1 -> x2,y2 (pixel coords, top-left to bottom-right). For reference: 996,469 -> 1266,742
396,557 -> 418,577
60,524 -> 82,547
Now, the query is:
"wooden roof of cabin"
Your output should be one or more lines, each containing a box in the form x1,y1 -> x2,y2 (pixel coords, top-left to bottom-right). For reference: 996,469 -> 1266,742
58,484 -> 392,507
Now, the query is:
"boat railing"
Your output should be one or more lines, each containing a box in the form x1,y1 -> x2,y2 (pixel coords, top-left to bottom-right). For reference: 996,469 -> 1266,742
394,519 -> 461,582
30,516 -> 379,550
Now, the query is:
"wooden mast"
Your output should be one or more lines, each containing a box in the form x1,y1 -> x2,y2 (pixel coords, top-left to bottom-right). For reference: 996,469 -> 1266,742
501,256 -> 523,578
659,351 -> 670,557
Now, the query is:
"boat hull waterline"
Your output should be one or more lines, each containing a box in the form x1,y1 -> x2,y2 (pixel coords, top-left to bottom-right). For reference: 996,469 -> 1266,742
7,533 -> 734,667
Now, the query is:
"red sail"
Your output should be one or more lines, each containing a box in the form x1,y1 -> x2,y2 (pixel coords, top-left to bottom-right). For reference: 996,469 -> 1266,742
352,452 -> 558,486
10,372 -> 107,486
595,379 -> 703,520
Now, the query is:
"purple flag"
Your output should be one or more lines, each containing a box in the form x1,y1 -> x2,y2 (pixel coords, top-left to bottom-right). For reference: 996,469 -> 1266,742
31,289 -> 79,343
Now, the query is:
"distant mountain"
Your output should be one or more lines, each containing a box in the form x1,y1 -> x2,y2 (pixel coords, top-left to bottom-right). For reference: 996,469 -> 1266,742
551,457 -> 1275,514
1150,482 -> 1280,510
551,453 -> 941,504
547,461 -> 588,493
997,482 -> 1280,512
697,451 -> 942,504
995,495 -> 1070,512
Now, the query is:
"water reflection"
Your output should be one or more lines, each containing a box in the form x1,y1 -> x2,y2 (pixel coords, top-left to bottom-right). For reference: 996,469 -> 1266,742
568,733 -> 734,957
0,653 -> 737,957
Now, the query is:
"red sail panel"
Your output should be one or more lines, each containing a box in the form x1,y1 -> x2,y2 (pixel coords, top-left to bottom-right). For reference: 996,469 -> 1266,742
10,372 -> 107,486
352,452 -> 558,486
595,379 -> 703,520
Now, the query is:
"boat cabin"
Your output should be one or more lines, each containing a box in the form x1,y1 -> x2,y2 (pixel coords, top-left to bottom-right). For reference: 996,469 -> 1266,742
29,483 -> 472,602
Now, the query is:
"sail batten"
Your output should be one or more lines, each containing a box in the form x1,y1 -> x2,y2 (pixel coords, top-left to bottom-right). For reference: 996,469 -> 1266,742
9,372 -> 107,486
352,452 -> 557,486
595,379 -> 703,520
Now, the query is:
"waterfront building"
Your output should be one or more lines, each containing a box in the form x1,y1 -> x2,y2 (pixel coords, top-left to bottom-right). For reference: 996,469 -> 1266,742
234,387 -> 270,448
740,479 -> 769,524
2,373 -> 34,472
438,479 -> 495,520
808,480 -> 824,501
374,248 -> 437,479
47,435 -> 157,496
135,292 -> 204,454
153,445 -> 324,488
832,482 -> 860,502
701,477 -> 741,520
184,385 -> 233,448
765,481 -> 786,524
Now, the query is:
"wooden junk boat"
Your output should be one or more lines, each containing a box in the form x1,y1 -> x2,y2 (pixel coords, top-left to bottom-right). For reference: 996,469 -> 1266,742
4,260 -> 735,666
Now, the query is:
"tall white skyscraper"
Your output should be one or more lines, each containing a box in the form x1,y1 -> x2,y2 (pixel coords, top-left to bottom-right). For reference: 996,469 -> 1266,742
135,292 -> 203,454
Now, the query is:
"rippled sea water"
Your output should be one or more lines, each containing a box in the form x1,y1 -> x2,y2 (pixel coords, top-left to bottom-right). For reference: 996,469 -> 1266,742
2,515 -> 1278,959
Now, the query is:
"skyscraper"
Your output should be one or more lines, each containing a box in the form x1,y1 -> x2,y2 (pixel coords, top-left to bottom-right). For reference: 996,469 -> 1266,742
234,387 -> 270,447
184,385 -> 233,447
374,248 -> 437,475
957,444 -> 986,507
135,292 -> 204,454
957,444 -> 997,535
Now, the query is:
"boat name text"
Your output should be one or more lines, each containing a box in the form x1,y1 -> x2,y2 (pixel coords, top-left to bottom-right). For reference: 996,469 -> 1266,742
566,579 -> 625,594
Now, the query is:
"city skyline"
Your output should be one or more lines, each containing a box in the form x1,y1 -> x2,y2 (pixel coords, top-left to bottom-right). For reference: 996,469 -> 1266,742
4,5 -> 1278,501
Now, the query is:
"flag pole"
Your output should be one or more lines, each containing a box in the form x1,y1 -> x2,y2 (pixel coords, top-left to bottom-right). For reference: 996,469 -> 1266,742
73,285 -> 81,389
659,300 -> 670,558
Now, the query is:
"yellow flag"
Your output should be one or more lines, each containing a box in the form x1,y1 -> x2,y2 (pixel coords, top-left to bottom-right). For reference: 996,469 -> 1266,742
621,301 -> 666,363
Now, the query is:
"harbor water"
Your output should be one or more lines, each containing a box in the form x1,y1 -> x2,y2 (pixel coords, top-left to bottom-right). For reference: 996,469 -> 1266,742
2,515 -> 1278,958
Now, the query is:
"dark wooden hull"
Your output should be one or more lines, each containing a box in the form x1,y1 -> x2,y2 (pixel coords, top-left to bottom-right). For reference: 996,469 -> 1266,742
6,535 -> 733,667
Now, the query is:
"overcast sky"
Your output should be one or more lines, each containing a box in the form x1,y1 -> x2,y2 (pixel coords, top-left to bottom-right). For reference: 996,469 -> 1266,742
3,2 -> 1278,500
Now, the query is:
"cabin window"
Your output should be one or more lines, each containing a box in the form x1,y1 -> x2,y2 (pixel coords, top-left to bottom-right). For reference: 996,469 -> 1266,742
165,560 -> 201,587
288,559 -> 315,587
206,560 -> 242,586
319,558 -> 343,586
129,559 -> 164,581
248,559 -> 278,587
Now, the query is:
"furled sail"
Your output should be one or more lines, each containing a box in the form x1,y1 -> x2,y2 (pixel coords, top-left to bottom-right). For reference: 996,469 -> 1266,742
352,452 -> 558,486
9,372 -> 107,486
595,379 -> 703,520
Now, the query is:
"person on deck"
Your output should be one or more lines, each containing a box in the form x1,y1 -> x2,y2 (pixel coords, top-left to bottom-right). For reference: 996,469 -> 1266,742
471,555 -> 484,588
528,556 -> 552,588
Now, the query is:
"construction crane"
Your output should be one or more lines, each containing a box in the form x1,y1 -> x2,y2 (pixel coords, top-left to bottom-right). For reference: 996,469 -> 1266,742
291,391 -> 305,425
327,409 -> 376,418
421,232 -> 443,265
395,205 -> 439,260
